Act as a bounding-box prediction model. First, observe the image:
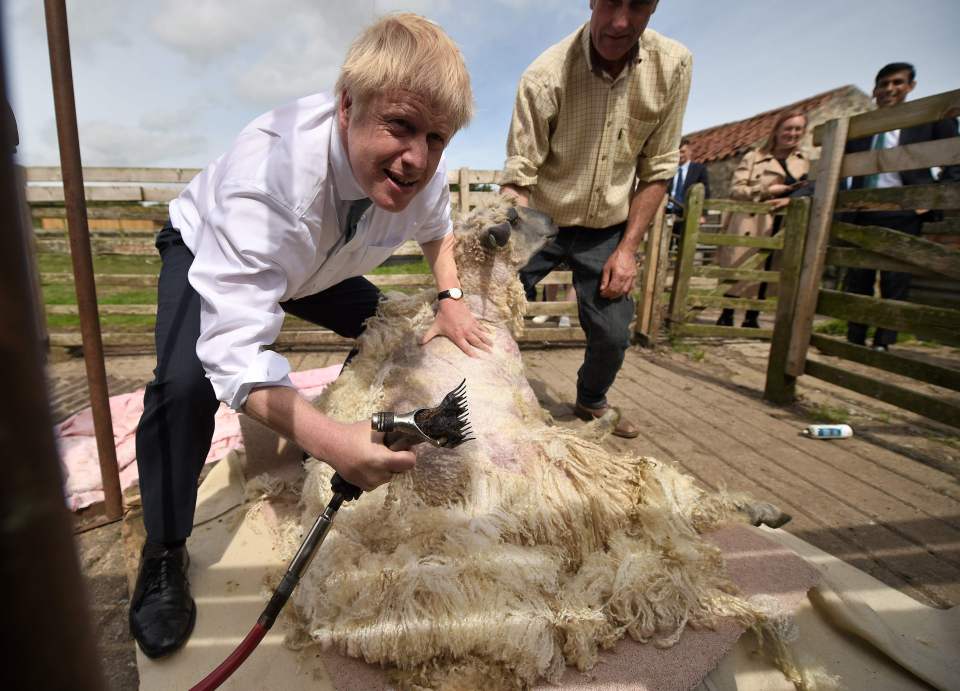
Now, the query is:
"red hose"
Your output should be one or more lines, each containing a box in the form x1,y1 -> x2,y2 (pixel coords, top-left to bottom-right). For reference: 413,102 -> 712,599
190,622 -> 269,691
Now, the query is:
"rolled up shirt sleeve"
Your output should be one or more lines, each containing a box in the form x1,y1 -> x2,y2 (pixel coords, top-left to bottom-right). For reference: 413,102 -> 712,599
187,185 -> 315,410
501,75 -> 557,188
636,52 -> 693,184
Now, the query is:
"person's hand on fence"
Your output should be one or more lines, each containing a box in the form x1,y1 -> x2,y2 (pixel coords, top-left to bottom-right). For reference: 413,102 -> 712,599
766,183 -> 794,197
767,197 -> 791,211
599,247 -> 637,299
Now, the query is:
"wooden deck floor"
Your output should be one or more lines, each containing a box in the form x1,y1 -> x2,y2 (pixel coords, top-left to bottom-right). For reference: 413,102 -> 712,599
52,342 -> 960,608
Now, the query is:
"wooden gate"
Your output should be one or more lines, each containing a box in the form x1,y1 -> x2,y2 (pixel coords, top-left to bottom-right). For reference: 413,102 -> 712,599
764,90 -> 960,428
666,183 -> 810,340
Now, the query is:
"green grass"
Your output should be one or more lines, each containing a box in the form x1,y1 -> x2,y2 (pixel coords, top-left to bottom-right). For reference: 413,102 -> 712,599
37,253 -> 161,275
808,403 -> 851,424
813,318 -> 918,344
668,337 -> 706,362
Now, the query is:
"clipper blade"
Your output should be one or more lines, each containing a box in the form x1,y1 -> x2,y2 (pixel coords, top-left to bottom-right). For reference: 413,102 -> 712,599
414,379 -> 474,448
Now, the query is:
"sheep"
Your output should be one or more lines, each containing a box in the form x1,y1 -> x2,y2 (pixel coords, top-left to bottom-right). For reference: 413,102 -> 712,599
282,198 -> 800,689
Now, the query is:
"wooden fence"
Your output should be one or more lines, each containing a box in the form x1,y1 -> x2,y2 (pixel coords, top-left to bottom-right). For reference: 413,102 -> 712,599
27,166 -> 668,351
763,89 -> 960,428
666,184 -> 810,341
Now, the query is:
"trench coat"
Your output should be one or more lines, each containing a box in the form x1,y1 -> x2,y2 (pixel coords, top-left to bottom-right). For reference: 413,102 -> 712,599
717,148 -> 810,298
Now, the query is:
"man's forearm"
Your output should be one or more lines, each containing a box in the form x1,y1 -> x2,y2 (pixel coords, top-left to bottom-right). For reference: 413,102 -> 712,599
243,386 -> 335,455
420,233 -> 460,290
500,183 -> 530,207
620,180 -> 668,255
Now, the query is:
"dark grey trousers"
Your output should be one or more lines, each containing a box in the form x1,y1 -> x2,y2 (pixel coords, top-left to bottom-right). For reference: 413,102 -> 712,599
135,226 -> 381,543
519,223 -> 634,409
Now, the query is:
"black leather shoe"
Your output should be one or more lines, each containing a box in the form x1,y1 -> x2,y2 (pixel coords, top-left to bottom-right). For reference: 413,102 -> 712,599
129,542 -> 196,659
716,308 -> 734,327
741,311 -> 760,329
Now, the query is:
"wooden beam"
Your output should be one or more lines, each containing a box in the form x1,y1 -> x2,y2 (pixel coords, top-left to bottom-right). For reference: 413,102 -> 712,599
786,116 -> 850,377
671,323 -> 773,339
835,182 -> 960,213
764,197 -> 811,403
815,288 -> 960,346
840,137 -> 960,178
697,232 -> 784,249
813,89 -> 960,145
458,167 -> 471,211
824,247 -> 938,276
667,183 -> 704,328
804,359 -> 960,429
923,219 -> 960,236
831,221 -> 960,279
646,205 -> 674,343
525,302 -> 578,317
31,204 -> 170,221
25,166 -> 202,183
42,272 -> 157,287
701,198 -> 785,215
694,267 -> 780,282
810,333 -> 960,392
635,195 -> 668,342
687,295 -> 777,311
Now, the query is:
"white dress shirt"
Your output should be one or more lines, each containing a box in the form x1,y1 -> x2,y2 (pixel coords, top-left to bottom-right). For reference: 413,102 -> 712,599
169,92 -> 453,410
873,129 -> 903,189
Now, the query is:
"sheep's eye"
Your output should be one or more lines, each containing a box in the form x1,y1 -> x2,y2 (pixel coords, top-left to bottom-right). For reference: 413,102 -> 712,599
506,207 -> 519,226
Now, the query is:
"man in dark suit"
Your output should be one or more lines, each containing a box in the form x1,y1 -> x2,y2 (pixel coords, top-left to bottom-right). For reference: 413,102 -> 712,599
843,62 -> 960,350
666,138 -> 710,219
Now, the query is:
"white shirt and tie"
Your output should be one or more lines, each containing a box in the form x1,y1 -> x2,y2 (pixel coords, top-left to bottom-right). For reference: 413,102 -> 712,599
169,92 -> 453,410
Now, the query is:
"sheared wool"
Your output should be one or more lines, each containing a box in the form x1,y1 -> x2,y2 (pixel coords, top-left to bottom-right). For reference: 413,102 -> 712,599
282,199 -> 807,689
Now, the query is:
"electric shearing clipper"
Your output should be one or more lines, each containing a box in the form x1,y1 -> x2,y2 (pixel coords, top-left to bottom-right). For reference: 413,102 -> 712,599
191,379 -> 473,691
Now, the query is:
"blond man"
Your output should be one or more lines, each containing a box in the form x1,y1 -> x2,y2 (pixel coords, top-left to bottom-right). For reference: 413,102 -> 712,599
501,0 -> 692,438
130,14 -> 487,658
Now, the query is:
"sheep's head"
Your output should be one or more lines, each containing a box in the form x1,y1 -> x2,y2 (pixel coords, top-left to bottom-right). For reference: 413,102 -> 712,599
454,198 -> 557,281
451,197 -> 558,329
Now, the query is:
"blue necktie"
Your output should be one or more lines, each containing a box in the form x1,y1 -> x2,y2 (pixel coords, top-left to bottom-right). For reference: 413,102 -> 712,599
675,166 -> 685,199
344,198 -> 372,243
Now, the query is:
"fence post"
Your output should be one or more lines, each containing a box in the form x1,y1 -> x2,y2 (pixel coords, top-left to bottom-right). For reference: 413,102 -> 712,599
764,197 -> 811,403
458,167 -> 471,212
667,183 -> 704,331
634,194 -> 668,345
785,117 -> 849,377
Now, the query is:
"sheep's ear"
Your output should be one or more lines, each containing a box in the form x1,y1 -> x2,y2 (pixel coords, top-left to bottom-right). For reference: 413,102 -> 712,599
484,222 -> 511,248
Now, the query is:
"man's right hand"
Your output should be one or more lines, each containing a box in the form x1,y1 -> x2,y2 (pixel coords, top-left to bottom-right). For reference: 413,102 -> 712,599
500,183 -> 530,207
315,420 -> 416,491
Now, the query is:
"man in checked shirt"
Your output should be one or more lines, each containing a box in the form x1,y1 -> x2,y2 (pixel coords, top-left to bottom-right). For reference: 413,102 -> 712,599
500,0 -> 691,438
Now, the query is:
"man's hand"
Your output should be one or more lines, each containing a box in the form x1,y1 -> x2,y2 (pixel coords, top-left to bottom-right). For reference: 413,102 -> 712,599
421,297 -> 492,356
767,197 -> 791,211
320,420 -> 416,491
599,247 -> 638,299
242,386 -> 415,492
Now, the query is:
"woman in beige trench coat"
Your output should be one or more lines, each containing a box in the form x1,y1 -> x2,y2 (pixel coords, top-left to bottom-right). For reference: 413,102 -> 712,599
716,110 -> 811,327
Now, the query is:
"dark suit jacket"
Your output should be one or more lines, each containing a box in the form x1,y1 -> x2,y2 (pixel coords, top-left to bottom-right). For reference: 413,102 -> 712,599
846,116 -> 960,187
669,161 -> 710,218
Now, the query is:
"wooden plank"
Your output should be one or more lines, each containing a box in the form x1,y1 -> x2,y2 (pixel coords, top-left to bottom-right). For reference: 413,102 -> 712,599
42,273 -> 157,287
446,169 -> 500,185
923,219 -> 960,236
696,232 -> 783,249
765,197 -> 811,403
835,182 -> 960,213
693,267 -> 780,282
31,204 -> 170,221
832,221 -> 960,279
47,304 -> 157,316
702,198 -> 785,215
36,238 -> 158,255
27,185 -> 144,203
840,137 -> 960,178
667,183 -> 704,327
647,202 -> 674,343
824,247 -> 938,276
816,288 -> 960,346
810,333 -> 960,393
813,89 -> 960,145
687,294 -> 776,311
671,323 -> 773,339
804,359 -> 960,428
516,326 -> 586,343
25,166 -> 202,183
458,167 -> 471,211
525,302 -> 578,317
786,117 -> 850,377
635,196 -> 668,342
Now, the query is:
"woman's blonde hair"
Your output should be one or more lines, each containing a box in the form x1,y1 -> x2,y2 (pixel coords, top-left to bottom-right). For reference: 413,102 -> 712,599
761,109 -> 807,154
335,13 -> 474,132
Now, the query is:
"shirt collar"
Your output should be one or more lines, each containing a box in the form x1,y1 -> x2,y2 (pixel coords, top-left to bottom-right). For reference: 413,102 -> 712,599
329,116 -> 366,201
579,22 -> 642,81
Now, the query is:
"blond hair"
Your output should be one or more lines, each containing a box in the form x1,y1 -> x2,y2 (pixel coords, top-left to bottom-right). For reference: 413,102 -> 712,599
761,109 -> 807,154
336,13 -> 474,132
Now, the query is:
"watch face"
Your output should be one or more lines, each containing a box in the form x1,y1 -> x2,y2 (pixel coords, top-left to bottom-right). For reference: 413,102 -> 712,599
449,287 -> 463,300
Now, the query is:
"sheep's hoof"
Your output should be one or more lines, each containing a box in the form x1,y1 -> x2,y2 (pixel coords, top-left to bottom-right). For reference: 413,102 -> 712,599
744,501 -> 792,529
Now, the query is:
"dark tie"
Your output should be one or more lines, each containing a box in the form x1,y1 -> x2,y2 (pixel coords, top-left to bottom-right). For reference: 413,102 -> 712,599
675,166 -> 685,199
344,198 -> 372,243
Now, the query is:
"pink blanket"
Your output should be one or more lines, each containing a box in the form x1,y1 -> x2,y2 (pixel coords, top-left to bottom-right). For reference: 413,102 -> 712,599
56,365 -> 342,510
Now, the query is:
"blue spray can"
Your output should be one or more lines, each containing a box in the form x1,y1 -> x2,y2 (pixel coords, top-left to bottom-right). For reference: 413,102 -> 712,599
803,424 -> 853,439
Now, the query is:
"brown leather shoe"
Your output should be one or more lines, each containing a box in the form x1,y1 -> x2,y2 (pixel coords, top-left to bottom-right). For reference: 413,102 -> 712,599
573,402 -> 639,439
